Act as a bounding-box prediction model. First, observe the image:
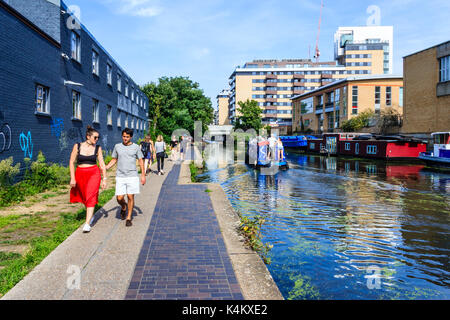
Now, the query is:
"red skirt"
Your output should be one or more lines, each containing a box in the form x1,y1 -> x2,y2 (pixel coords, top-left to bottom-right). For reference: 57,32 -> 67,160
70,165 -> 101,207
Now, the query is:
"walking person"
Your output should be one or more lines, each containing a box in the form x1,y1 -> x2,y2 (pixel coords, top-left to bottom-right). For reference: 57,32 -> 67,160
179,135 -> 185,161
277,137 -> 285,161
170,136 -> 179,162
140,135 -> 155,175
155,135 -> 166,175
105,128 -> 146,227
69,125 -> 107,233
268,134 -> 277,160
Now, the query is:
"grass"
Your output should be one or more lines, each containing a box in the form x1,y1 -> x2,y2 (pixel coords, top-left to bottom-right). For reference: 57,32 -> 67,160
0,187 -> 116,297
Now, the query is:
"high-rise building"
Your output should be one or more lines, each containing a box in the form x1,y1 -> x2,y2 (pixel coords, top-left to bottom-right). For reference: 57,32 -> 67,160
226,26 -> 394,134
216,89 -> 230,125
334,26 -> 393,75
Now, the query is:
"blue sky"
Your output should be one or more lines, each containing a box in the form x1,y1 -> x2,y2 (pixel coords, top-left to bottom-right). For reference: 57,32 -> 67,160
64,0 -> 450,109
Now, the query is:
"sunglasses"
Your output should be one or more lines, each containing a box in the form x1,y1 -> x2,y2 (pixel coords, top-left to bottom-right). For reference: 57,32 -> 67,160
92,135 -> 99,140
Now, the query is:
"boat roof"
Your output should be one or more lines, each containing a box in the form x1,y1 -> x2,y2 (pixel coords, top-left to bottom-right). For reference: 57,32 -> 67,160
431,132 -> 450,136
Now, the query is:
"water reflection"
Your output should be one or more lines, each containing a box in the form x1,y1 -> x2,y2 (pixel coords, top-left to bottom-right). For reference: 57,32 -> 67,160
199,147 -> 450,299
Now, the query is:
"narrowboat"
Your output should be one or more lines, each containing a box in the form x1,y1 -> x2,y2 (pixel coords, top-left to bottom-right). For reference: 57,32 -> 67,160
306,133 -> 427,160
279,136 -> 308,149
418,132 -> 450,168
247,138 -> 289,170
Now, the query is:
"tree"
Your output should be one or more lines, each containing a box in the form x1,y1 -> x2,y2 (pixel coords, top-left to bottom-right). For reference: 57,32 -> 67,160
141,77 -> 214,141
340,110 -> 375,132
234,99 -> 263,131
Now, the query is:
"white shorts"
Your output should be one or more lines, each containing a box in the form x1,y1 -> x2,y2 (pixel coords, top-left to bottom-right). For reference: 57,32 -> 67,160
115,176 -> 140,196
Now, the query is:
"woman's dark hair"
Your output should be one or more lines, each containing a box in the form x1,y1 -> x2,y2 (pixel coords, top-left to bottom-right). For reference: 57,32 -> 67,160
86,125 -> 99,138
122,128 -> 134,137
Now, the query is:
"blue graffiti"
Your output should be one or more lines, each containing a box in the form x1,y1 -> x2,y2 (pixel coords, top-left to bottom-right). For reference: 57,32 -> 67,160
19,131 -> 33,158
51,118 -> 64,138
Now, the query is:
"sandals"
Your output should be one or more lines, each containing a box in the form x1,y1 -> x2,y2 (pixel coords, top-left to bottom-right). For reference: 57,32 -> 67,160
120,206 -> 127,220
126,219 -> 132,227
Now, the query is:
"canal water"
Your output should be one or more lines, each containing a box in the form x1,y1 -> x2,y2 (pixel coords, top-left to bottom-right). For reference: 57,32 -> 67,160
196,149 -> 450,300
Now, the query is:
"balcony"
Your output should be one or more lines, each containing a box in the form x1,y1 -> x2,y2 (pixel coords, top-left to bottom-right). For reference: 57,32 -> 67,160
293,74 -> 305,79
293,89 -> 305,95
266,74 -> 277,79
265,89 -> 277,95
293,81 -> 305,86
266,97 -> 277,103
321,73 -> 333,79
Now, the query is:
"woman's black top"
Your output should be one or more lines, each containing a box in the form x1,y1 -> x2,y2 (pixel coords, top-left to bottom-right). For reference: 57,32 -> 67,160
140,141 -> 151,156
170,141 -> 178,148
77,143 -> 99,165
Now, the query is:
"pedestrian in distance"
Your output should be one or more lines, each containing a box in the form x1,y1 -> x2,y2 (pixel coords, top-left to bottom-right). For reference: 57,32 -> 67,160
140,135 -> 155,175
277,137 -> 285,161
105,128 -> 146,227
179,135 -> 185,161
155,135 -> 166,175
170,135 -> 179,162
69,125 -> 107,233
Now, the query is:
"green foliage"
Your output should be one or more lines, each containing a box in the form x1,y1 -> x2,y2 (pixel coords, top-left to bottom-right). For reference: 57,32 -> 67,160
189,161 -> 199,182
0,157 -> 20,187
0,186 -> 116,296
141,77 -> 214,141
340,110 -> 375,132
238,214 -> 273,264
0,152 -> 70,207
234,99 -> 263,132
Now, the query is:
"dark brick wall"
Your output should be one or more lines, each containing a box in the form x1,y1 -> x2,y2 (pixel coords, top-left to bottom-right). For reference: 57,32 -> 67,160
0,1 -> 148,173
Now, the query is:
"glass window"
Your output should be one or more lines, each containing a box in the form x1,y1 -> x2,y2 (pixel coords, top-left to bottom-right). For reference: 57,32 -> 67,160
386,86 -> 391,106
35,84 -> 50,114
92,99 -> 99,123
439,56 -> 450,82
117,110 -> 121,127
375,86 -> 381,104
92,50 -> 99,75
352,86 -> 358,107
107,105 -> 112,125
107,63 -> 112,85
72,91 -> 81,119
71,31 -> 81,62
125,81 -> 129,97
399,87 -> 403,107
117,73 -> 122,92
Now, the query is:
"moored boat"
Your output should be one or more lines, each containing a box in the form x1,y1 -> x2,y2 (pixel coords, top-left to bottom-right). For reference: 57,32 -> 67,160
418,132 -> 450,168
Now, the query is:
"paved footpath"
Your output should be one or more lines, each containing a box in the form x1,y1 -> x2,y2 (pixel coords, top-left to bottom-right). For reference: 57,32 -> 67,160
1,156 -> 245,300
125,164 -> 243,300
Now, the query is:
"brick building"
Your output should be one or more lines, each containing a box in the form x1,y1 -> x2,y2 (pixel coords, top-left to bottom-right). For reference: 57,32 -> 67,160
0,0 -> 148,170
401,41 -> 450,136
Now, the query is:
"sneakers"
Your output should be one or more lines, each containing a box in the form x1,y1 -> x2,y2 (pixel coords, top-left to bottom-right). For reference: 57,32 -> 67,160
161,170 -> 164,175
158,172 -> 161,175
82,223 -> 91,233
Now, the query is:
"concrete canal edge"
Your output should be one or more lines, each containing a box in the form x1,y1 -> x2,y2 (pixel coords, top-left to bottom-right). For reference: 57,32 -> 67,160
179,162 -> 284,300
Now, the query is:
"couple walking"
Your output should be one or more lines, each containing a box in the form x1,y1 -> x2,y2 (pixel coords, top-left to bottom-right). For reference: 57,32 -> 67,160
139,134 -> 166,175
69,126 -> 148,233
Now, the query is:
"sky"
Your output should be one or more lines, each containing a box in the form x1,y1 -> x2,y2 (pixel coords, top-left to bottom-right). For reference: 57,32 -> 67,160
63,0 -> 450,109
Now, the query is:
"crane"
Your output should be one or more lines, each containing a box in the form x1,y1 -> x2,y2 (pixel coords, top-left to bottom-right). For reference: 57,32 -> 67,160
313,0 -> 324,63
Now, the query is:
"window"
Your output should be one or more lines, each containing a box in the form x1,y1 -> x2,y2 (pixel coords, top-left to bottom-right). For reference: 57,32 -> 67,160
107,105 -> 112,125
107,63 -> 112,86
92,99 -> 99,123
131,88 -> 135,102
439,55 -> 450,82
117,110 -> 121,127
125,114 -> 128,127
72,91 -> 81,119
375,86 -> 381,104
345,143 -> 351,151
386,86 -> 392,106
71,31 -> 81,62
399,87 -> 403,107
92,50 -> 99,75
310,143 -> 315,149
367,145 -> 377,154
35,84 -> 50,114
125,81 -> 129,97
117,73 -> 122,92
352,86 -> 358,114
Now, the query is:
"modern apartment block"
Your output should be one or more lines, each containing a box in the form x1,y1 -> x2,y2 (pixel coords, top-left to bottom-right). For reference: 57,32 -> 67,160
226,26 -> 393,134
0,0 -> 148,168
216,89 -> 230,126
292,75 -> 403,133
402,40 -> 450,136
334,26 -> 393,75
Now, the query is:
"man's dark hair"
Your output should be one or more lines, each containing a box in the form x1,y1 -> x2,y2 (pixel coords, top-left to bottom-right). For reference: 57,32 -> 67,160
122,128 -> 134,137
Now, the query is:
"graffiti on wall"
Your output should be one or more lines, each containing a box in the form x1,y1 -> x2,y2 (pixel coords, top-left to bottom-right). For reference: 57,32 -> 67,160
0,123 -> 12,154
51,118 -> 64,138
19,131 -> 33,159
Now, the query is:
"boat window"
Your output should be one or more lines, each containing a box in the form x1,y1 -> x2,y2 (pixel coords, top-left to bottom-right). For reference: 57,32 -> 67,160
434,134 -> 449,144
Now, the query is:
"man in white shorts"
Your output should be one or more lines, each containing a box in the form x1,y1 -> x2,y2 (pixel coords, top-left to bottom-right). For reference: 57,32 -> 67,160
106,128 -> 145,227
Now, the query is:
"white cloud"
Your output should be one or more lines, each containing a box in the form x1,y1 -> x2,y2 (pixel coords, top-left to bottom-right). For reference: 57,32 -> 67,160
105,0 -> 162,17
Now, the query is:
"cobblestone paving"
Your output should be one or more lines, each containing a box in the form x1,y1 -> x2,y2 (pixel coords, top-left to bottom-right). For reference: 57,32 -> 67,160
125,164 -> 244,300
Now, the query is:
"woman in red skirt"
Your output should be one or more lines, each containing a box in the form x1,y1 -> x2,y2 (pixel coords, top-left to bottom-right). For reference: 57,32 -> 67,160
69,126 -> 107,233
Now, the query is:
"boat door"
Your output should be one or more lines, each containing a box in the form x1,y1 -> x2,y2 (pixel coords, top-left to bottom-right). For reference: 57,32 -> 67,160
355,143 -> 360,155
326,136 -> 337,154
